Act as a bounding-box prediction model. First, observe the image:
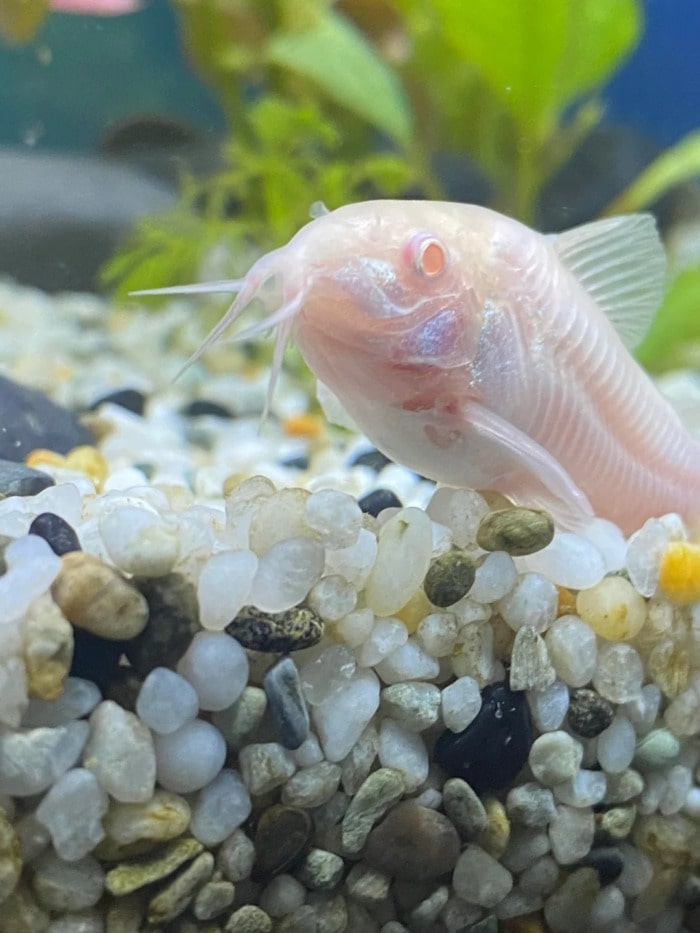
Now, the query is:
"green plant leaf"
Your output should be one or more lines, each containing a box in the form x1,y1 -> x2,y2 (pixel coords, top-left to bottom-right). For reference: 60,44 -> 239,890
635,265 -> 700,373
0,0 -> 48,43
431,0 -> 640,133
603,131 -> 700,215
266,9 -> 413,145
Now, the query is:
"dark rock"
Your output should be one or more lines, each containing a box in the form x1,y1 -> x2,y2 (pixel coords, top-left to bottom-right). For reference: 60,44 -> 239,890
181,399 -> 234,419
433,681 -> 531,794
0,460 -> 54,497
364,801 -> 460,882
263,656 -> 310,751
349,448 -> 393,471
424,551 -> 476,607
252,805 -> 312,882
69,628 -> 124,691
227,606 -> 323,654
0,149 -> 176,292
358,488 -> 402,517
0,374 -> 93,461
583,846 -> 624,886
90,388 -> 146,415
126,574 -> 199,676
568,689 -> 615,738
281,454 -> 309,470
28,512 -> 81,555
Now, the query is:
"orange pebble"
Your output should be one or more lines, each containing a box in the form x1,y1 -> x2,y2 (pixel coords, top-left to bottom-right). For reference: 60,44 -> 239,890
282,413 -> 323,438
556,586 -> 577,616
659,541 -> 700,604
64,446 -> 109,490
25,449 -> 66,469
395,588 -> 433,634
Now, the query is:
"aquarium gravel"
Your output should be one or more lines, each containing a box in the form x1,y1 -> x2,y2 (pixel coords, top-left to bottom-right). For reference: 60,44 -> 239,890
1,281 -> 700,932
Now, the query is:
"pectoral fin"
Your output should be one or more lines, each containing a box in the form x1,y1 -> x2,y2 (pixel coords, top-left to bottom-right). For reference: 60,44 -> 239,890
458,401 -> 594,530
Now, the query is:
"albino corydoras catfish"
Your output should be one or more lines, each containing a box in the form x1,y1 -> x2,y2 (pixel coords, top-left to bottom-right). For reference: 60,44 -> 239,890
134,200 -> 700,534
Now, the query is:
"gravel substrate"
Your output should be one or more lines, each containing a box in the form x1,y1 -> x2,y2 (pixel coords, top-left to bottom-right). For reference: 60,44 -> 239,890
1,280 -> 700,932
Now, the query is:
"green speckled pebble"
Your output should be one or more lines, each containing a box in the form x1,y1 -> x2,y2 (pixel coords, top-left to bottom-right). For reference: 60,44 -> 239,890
634,728 -> 681,769
476,507 -> 555,556
224,904 -> 273,933
424,551 -> 476,607
227,606 -> 323,653
105,837 -> 203,896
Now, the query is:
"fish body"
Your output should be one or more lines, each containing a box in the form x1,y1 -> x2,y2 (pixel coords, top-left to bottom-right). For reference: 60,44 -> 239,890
136,200 -> 700,533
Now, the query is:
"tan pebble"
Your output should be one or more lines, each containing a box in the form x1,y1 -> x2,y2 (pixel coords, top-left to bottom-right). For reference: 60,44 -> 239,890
224,904 -> 273,933
648,639 -> 689,698
21,593 -> 73,701
102,791 -> 191,853
479,798 -> 510,858
51,551 -> 149,640
105,837 -> 203,896
633,813 -> 700,867
394,588 -> 433,634
0,806 -> 22,904
631,867 -> 681,923
576,576 -> 646,641
146,851 -> 214,925
596,804 -> 637,842
64,445 -> 109,490
476,507 -> 554,556
556,586 -> 577,617
501,917 -> 547,933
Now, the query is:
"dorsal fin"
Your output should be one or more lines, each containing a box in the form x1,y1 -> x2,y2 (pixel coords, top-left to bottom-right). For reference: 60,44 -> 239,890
553,213 -> 667,349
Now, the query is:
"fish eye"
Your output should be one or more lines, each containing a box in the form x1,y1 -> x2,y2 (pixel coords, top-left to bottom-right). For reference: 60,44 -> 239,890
404,232 -> 447,278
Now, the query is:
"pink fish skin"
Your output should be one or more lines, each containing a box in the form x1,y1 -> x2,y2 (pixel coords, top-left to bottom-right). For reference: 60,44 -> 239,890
135,200 -> 699,533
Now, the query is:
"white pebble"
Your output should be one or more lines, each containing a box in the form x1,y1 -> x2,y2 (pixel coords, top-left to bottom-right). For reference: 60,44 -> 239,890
248,536 -> 325,612
0,721 -> 88,797
324,527 -> 377,589
441,677 -> 482,732
356,617 -> 409,667
374,638 -> 440,685
660,765 -> 693,815
259,874 -> 306,919
307,575 -> 357,621
291,734 -> 324,768
625,517 -> 668,596
177,632 -> 249,712
593,644 -> 644,703
197,550 -> 258,630
581,518 -> 626,573
99,506 -> 179,577
553,770 -> 607,807
589,885 -> 625,929
190,769 -> 252,846
548,805 -> 595,865
300,645 -> 356,706
334,607 -> 375,648
136,667 -> 199,735
469,551 -> 518,603
623,683 -> 661,735
312,667 -> 380,762
529,732 -> 583,786
416,612 -> 459,657
364,508 -> 433,616
154,720 -> 227,793
85,702 -> 156,803
524,533 -> 605,589
0,536 -> 62,622
427,488 -> 489,549
527,681 -> 569,732
617,841 -> 653,896
377,719 -> 429,792
36,768 -> 108,861
452,844 -> 513,907
597,716 -> 636,773
22,677 -> 101,728
639,771 -> 667,814
497,573 -> 558,633
304,489 -> 362,549
545,616 -> 597,688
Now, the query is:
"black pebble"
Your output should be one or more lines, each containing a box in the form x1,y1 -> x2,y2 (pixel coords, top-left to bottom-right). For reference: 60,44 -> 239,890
263,656 -> 310,750
29,511 -> 81,555
89,388 -> 146,415
252,804 -> 312,881
125,574 -> 200,676
568,688 -> 615,738
181,399 -> 234,418
281,454 -> 309,470
433,681 -> 532,794
70,629 -> 124,691
350,448 -> 393,471
583,846 -> 625,886
358,488 -> 402,517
